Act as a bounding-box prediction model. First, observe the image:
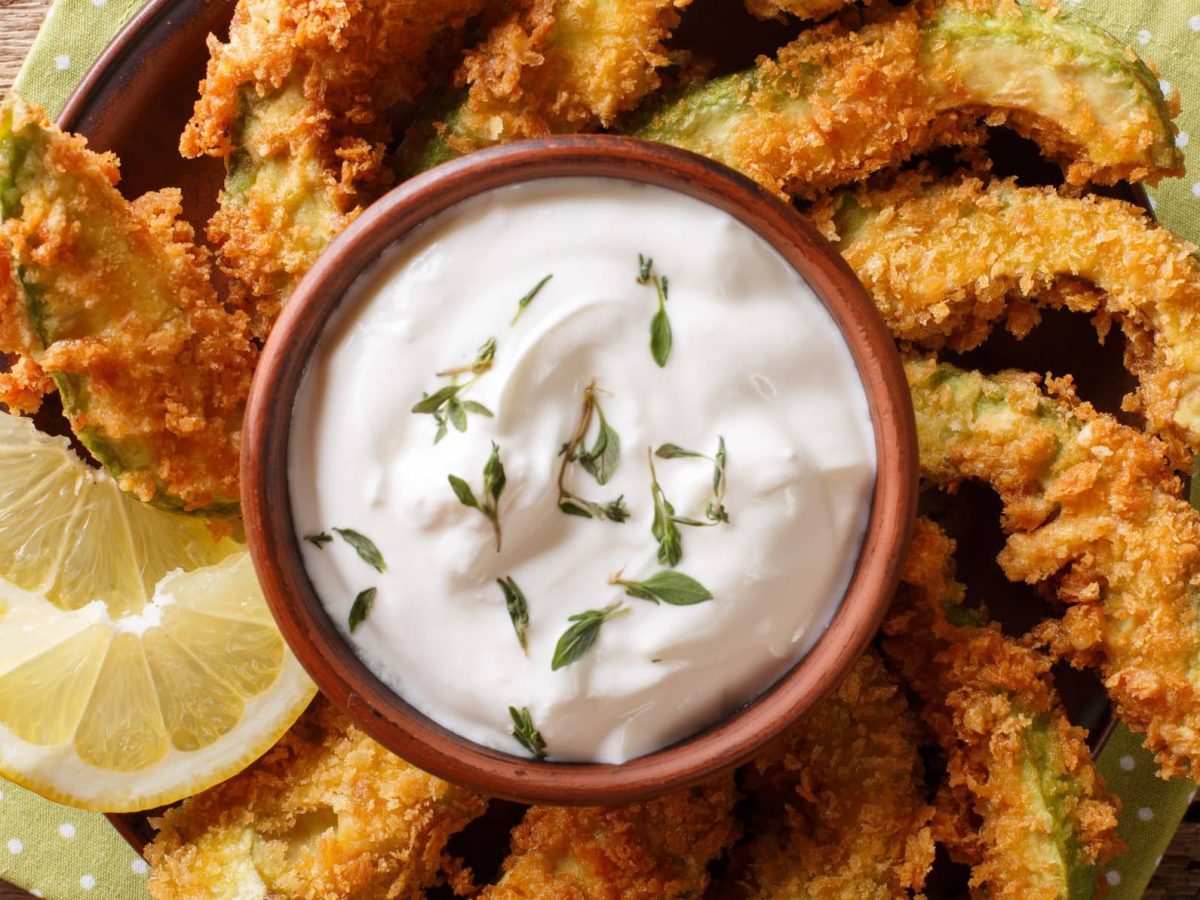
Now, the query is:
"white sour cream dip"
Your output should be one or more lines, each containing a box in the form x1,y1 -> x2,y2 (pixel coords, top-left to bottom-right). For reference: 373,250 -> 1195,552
289,177 -> 876,764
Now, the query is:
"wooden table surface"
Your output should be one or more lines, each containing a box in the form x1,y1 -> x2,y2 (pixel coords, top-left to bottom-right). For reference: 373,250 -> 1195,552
0,2 -> 1199,897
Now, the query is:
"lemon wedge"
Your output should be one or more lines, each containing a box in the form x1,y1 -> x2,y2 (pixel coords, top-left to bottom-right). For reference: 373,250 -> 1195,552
0,412 -> 315,811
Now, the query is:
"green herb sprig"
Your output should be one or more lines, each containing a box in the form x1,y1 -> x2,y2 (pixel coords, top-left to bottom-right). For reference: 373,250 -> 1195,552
610,570 -> 713,606
449,442 -> 507,551
556,381 -> 629,522
412,337 -> 496,443
648,449 -> 683,567
637,254 -> 672,367
497,576 -> 530,654
551,602 -> 629,671
512,274 -> 553,324
304,532 -> 332,548
508,706 -> 547,760
655,436 -> 730,524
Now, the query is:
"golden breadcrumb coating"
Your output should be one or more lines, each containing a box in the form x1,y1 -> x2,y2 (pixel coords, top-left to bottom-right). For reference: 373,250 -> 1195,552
146,700 -> 488,899
0,99 -> 253,512
0,354 -> 53,415
908,357 -> 1200,780
634,0 -> 1181,198
720,651 -> 935,898
455,0 -> 689,142
886,519 -> 1121,898
482,776 -> 739,899
817,172 -> 1200,466
182,0 -> 489,336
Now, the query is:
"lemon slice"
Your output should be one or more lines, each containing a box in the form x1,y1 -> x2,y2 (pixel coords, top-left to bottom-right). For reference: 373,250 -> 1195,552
0,412 -> 315,811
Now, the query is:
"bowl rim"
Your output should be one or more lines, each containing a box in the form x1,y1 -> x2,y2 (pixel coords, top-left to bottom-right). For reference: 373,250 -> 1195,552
242,134 -> 919,805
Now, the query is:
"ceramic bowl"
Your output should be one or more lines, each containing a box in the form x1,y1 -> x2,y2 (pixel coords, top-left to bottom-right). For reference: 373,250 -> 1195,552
242,135 -> 918,805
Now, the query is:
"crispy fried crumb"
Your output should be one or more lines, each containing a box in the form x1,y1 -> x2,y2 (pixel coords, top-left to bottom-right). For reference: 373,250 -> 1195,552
146,700 -> 488,899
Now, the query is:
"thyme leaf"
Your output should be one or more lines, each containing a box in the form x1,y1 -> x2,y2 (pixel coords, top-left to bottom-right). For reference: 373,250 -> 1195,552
610,570 -> 713,606
508,706 -> 547,760
483,440 -> 507,502
650,308 -> 671,368
551,602 -> 629,671
558,495 -> 629,522
497,576 -> 530,654
412,383 -> 461,415
648,450 -> 683,567
448,475 -> 479,510
448,442 -> 506,550
447,398 -> 468,432
708,435 -> 729,523
412,337 -> 496,441
638,255 -> 672,366
304,532 -> 333,548
557,380 -> 628,520
653,437 -> 730,525
333,528 -> 386,572
348,587 -> 377,633
461,400 -> 494,417
654,444 -> 705,460
578,404 -> 621,486
512,274 -> 553,324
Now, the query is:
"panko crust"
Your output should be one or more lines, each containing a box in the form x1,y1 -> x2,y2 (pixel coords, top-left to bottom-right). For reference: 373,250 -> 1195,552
887,519 -> 1121,897
0,100 -> 254,511
908,357 -> 1200,780
182,0 -> 484,167
453,0 -> 689,145
635,0 -> 1180,198
146,699 -> 488,899
483,777 -> 739,899
820,172 -> 1200,466
183,0 -> 489,336
735,5 -> 984,198
721,651 -> 935,898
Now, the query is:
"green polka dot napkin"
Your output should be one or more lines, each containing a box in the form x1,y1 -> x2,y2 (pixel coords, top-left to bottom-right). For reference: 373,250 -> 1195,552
4,1 -> 1200,898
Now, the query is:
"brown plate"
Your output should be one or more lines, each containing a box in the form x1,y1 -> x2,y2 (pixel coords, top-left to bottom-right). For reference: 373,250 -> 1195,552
58,0 -> 1130,887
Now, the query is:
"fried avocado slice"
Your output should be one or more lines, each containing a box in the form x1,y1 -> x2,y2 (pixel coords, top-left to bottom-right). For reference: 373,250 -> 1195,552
181,0 -> 490,337
818,173 -> 1200,466
907,356 -> 1200,780
400,0 -> 689,173
885,518 -> 1121,899
147,699 -> 488,899
719,651 -> 935,898
0,98 -> 253,514
632,0 -> 1182,198
482,776 -> 739,900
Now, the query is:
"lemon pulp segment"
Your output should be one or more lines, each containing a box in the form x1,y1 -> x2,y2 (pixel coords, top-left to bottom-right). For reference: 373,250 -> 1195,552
0,412 -> 315,811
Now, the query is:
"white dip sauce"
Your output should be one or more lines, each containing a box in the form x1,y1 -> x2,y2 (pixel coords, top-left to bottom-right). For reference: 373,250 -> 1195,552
290,177 -> 876,764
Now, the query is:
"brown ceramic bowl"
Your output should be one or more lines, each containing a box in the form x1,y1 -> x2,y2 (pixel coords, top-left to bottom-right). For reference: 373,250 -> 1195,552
242,135 -> 918,805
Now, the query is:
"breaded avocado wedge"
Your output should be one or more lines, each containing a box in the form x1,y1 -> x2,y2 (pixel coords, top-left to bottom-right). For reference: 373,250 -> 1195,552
816,172 -> 1200,464
886,519 -> 1121,898
631,0 -> 1182,196
0,98 -> 253,515
907,356 -> 1200,782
